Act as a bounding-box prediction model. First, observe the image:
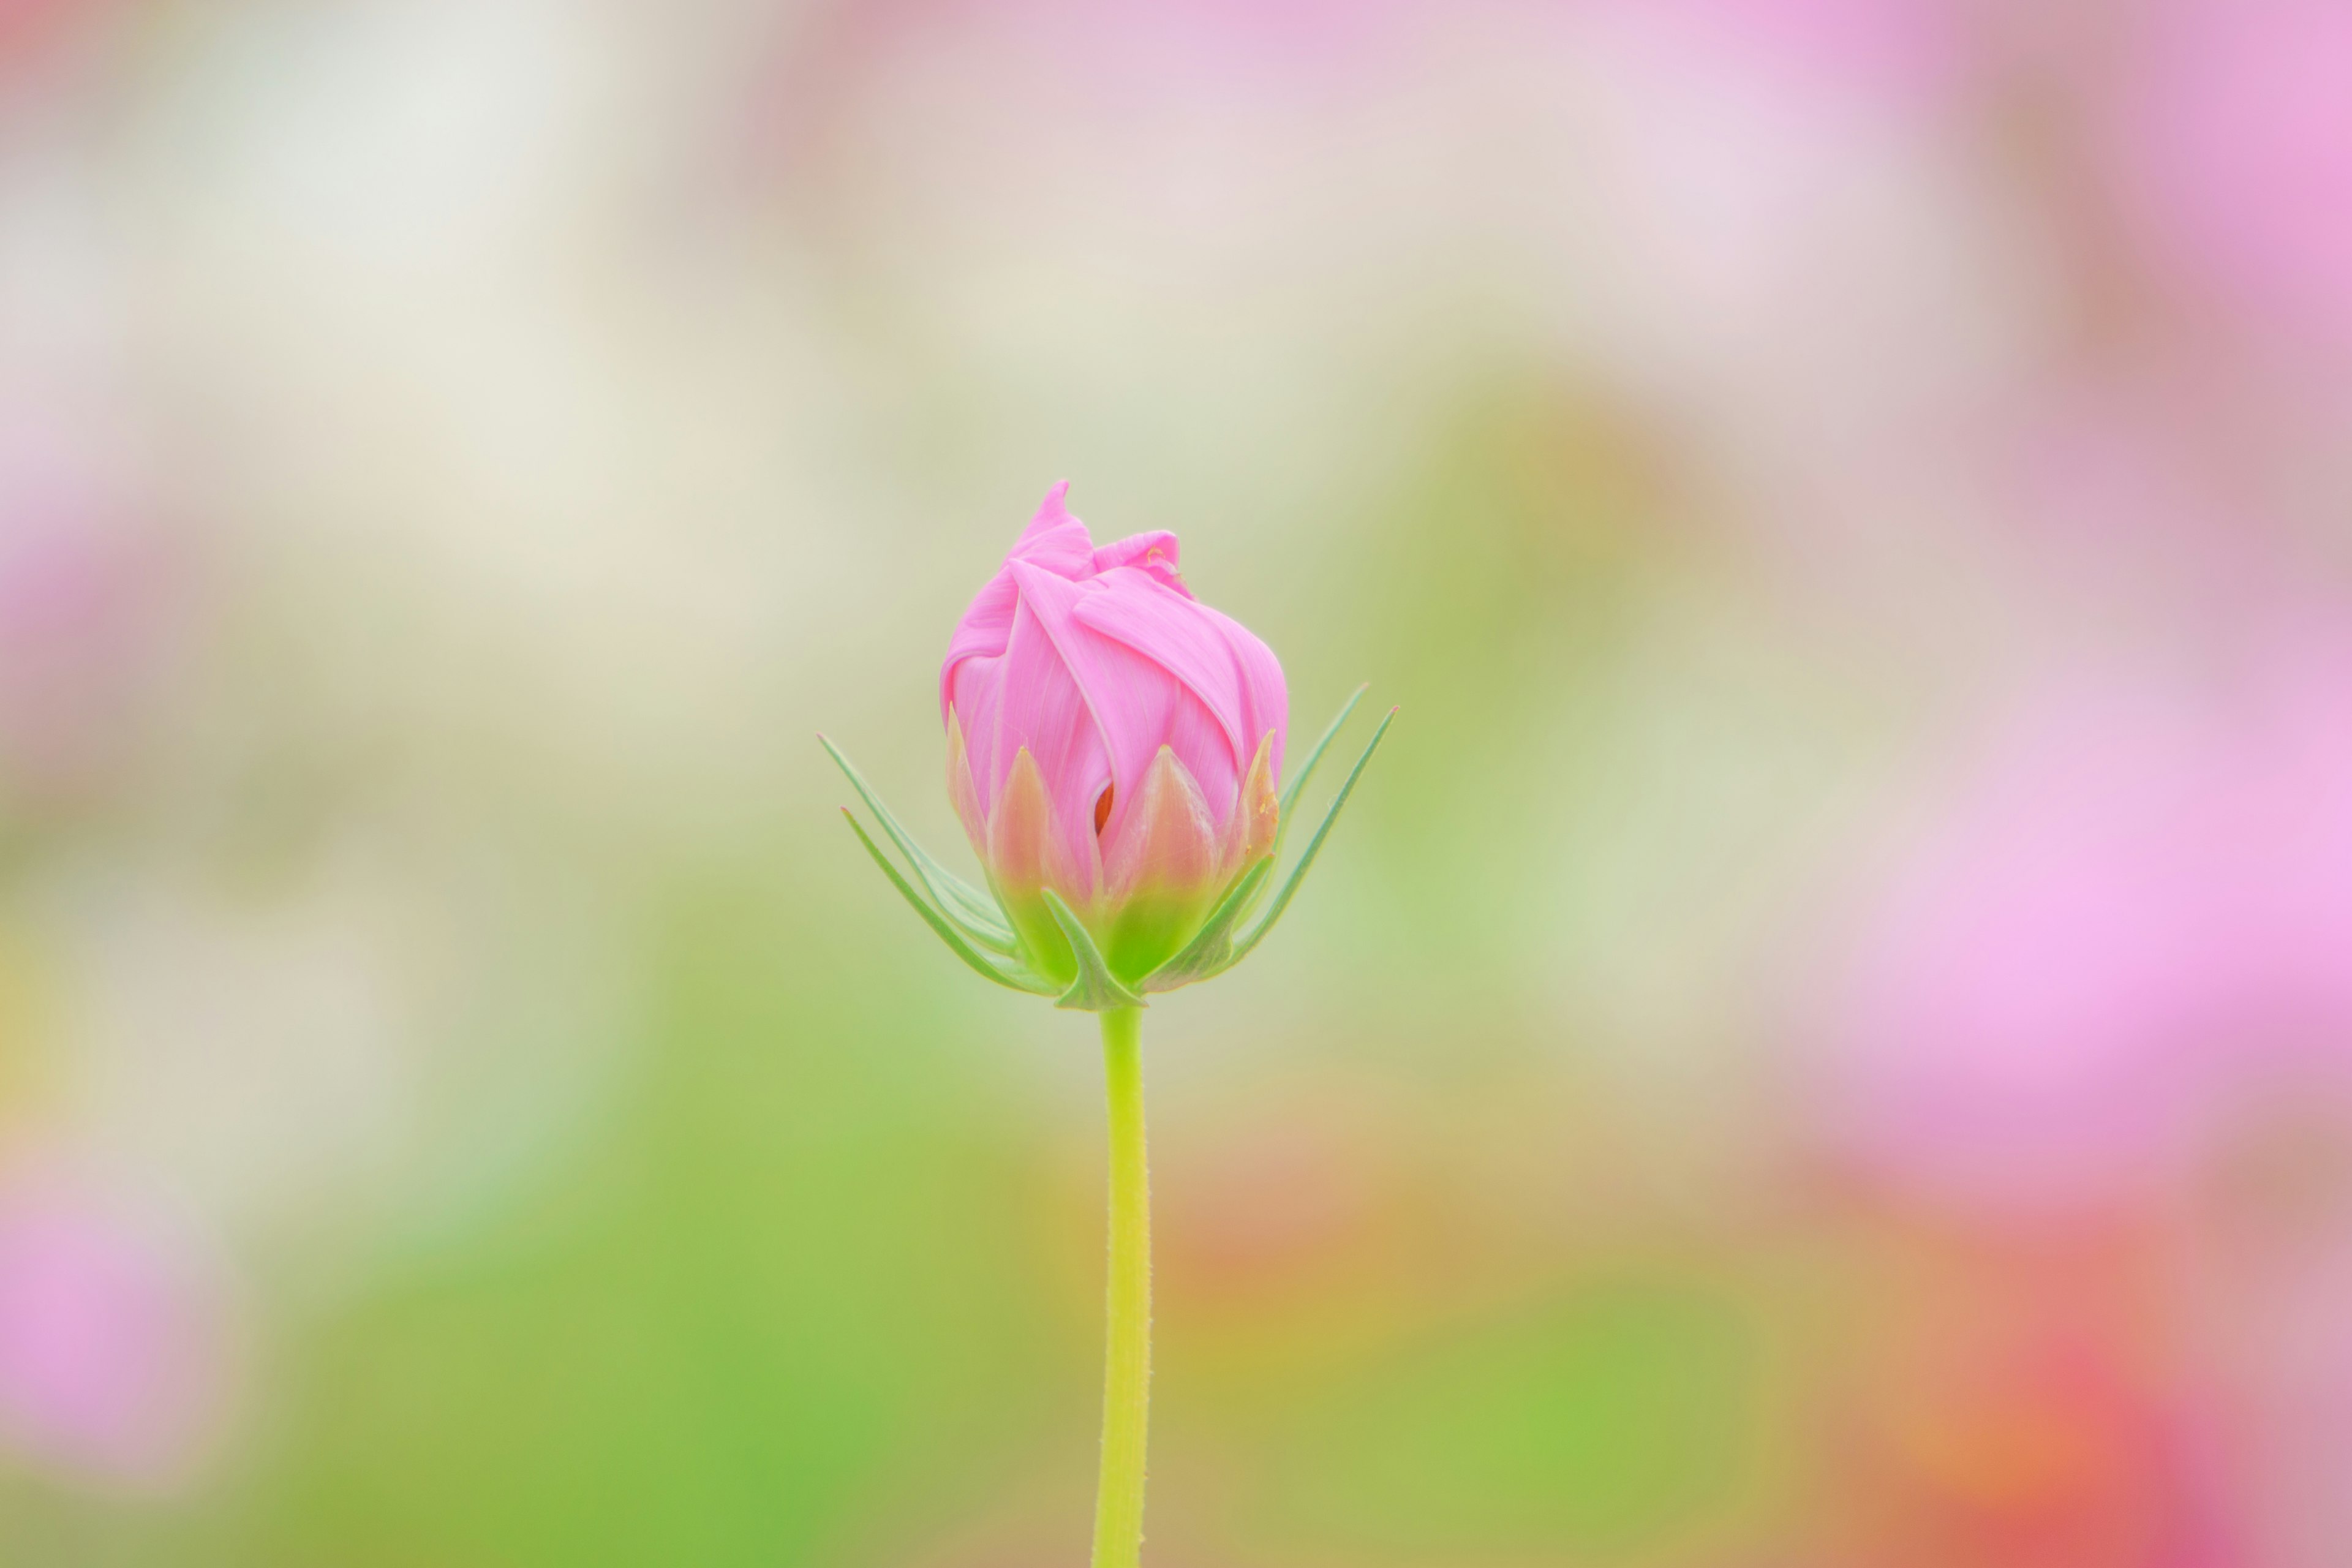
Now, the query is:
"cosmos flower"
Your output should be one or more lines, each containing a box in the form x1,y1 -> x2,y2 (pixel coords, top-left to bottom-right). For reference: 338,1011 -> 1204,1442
825,482 -> 1389,1005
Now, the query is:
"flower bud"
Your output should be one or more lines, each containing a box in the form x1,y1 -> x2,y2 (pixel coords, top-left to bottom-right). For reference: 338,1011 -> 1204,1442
943,483 -> 1284,987
825,482 -> 1389,1009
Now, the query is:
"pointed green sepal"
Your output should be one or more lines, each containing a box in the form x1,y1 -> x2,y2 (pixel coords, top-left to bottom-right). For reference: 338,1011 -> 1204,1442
840,810 -> 1058,994
1227,705 -> 1395,966
1040,889 -> 1146,1012
820,734 -> 1018,954
1140,855 -> 1275,993
1279,684 -> 1370,825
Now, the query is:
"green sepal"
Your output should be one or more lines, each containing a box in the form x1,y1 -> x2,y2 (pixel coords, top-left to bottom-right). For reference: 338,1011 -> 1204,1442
1280,684 -> 1369,825
820,734 -> 1017,954
1140,855 -> 1274,993
1040,889 -> 1146,1012
1226,705 -> 1395,967
839,810 -> 1058,994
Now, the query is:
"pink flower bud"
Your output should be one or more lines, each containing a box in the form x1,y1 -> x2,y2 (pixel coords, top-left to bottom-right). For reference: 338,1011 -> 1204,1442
942,483 -> 1286,986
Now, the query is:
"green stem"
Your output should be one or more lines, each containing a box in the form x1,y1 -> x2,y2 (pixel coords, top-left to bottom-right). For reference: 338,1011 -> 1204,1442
1091,1006 -> 1151,1568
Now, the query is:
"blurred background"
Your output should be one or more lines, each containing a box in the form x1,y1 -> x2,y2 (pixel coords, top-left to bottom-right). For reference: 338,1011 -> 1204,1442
4,0 -> 2352,1562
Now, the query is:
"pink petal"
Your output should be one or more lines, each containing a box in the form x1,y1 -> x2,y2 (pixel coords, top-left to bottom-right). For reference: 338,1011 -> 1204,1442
1074,580 -> 1289,796
969,593 -> 1107,881
940,483 -> 1106,724
1202,603 -> 1289,791
944,649 -> 1003,815
940,570 -> 1017,723
1149,690 -> 1242,835
1090,530 -> 1191,596
1072,568 -> 1251,764
1008,481 -> 1096,579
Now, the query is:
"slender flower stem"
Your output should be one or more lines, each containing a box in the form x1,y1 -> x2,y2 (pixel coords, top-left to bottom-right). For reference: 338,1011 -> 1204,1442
1092,1006 -> 1152,1568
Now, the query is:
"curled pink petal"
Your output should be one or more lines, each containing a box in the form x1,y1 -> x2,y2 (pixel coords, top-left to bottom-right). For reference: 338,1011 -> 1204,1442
1088,530 -> 1189,595
975,581 -> 1110,884
1008,478 -> 1095,573
1071,569 -> 1253,766
1199,602 -> 1288,789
